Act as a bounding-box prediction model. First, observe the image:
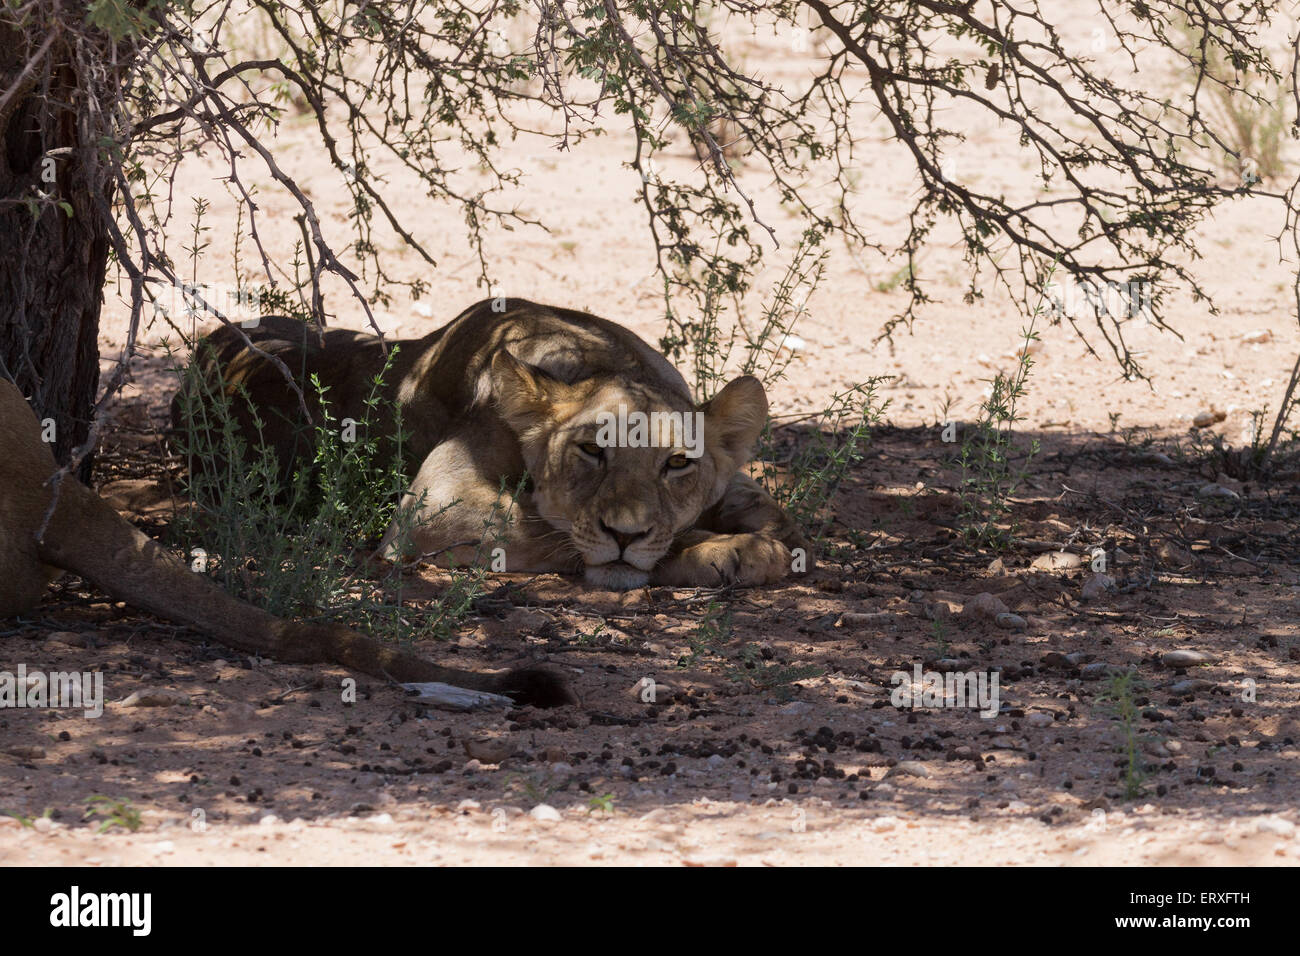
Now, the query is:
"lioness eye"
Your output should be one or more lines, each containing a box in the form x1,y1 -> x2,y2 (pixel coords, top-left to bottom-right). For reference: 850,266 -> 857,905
665,453 -> 691,470
578,441 -> 603,459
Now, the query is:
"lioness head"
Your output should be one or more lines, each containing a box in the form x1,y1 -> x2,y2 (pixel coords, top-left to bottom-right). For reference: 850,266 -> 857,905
492,351 -> 768,589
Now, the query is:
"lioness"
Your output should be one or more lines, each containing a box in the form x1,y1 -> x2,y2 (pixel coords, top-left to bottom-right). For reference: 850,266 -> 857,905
0,378 -> 569,707
182,298 -> 808,589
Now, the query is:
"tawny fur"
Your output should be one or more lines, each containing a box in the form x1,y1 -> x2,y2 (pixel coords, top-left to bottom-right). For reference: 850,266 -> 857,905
180,298 -> 809,589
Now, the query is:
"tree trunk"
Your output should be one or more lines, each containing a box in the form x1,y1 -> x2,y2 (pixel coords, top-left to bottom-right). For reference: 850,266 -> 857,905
0,25 -> 112,478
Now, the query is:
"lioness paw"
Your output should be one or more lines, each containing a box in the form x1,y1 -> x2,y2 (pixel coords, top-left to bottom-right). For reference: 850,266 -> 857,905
653,533 -> 792,587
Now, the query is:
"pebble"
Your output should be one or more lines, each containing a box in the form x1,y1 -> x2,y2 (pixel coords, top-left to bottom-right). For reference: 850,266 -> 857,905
1163,650 -> 1215,668
121,689 -> 190,707
1197,483 -> 1240,500
1026,712 -> 1054,728
1166,679 -> 1214,695
871,816 -> 899,832
961,592 -> 1009,622
1080,573 -> 1116,601
1255,816 -> 1296,838
995,613 -> 1027,631
628,679 -> 670,701
529,804 -> 562,822
1031,551 -> 1082,571
887,761 -> 930,779
463,737 -> 512,764
1080,662 -> 1116,679
839,611 -> 892,628
778,701 -> 813,716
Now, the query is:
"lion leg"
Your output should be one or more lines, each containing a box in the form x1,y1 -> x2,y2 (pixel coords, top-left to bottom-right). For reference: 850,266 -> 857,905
651,474 -> 809,587
380,422 -> 579,575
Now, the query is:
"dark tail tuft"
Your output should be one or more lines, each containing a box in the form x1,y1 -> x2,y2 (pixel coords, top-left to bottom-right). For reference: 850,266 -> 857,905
491,667 -> 575,708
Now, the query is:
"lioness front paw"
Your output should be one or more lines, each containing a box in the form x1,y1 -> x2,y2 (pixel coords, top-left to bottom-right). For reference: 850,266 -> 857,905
652,532 -> 792,587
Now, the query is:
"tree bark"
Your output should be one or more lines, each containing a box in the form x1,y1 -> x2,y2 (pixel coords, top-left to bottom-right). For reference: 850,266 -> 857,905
0,24 -> 112,478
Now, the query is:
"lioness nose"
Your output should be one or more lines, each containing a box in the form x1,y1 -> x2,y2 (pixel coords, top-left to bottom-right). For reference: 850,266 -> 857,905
600,520 -> 649,553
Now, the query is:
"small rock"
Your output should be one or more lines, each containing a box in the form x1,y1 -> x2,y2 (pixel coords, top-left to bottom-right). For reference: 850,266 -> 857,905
1256,816 -> 1296,838
1080,662 -> 1116,679
529,804 -> 562,822
1080,573 -> 1116,601
120,689 -> 190,708
1026,712 -> 1054,728
1192,408 -> 1227,428
1241,329 -> 1272,344
922,601 -> 953,621
627,679 -> 669,702
1166,679 -> 1214,695
962,592 -> 1009,622
463,737 -> 513,764
1197,483 -> 1240,500
1162,650 -> 1215,668
455,799 -> 481,813
995,612 -> 1027,631
1156,542 -> 1195,569
1031,551 -> 1082,571
887,761 -> 930,779
32,816 -> 54,833
259,814 -> 279,827
872,816 -> 899,832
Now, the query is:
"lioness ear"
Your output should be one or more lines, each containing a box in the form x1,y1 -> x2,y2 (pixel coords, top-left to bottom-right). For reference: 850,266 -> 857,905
701,375 -> 768,467
491,350 -> 558,434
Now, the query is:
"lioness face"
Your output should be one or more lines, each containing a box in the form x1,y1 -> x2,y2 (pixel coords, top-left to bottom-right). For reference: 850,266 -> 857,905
493,353 -> 768,588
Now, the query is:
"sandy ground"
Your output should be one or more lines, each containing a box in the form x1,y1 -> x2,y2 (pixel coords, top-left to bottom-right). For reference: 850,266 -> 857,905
2,2 -> 1299,865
